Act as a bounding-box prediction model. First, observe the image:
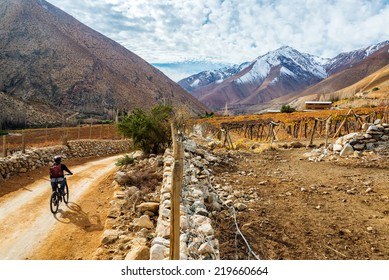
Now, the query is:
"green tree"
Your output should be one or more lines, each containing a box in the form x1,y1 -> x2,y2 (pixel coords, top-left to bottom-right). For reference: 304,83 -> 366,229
117,105 -> 173,154
280,104 -> 296,113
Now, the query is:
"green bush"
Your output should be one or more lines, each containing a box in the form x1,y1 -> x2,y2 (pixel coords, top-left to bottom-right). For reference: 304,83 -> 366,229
280,104 -> 296,113
0,130 -> 8,136
372,87 -> 380,92
116,155 -> 135,166
116,104 -> 173,154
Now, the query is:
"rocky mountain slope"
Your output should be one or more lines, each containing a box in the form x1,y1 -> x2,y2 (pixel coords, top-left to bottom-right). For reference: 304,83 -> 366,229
179,41 -> 389,114
0,0 -> 208,128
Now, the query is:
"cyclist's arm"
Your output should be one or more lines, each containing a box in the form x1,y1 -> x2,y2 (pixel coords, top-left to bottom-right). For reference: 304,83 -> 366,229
61,164 -> 73,175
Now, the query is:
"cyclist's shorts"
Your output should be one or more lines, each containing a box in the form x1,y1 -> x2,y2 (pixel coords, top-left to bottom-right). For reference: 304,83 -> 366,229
50,178 -> 64,183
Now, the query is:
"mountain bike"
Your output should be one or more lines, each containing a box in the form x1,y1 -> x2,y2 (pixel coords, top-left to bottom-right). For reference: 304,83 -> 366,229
50,174 -> 71,214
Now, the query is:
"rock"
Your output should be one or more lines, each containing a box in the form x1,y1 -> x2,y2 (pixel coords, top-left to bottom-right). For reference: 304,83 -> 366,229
234,202 -> 247,211
289,141 -> 305,148
132,150 -> 145,159
127,186 -> 140,196
365,188 -> 373,193
114,171 -> 130,185
152,237 -> 170,247
340,143 -> 354,157
125,245 -> 150,260
353,143 -> 366,151
102,230 -> 119,244
136,202 -> 160,213
333,144 -> 343,152
134,215 -> 154,229
114,191 -> 126,199
150,244 -> 168,260
197,223 -> 214,236
198,242 -> 214,255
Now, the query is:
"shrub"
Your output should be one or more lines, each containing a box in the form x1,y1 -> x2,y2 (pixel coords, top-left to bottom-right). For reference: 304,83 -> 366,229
116,104 -> 173,154
116,155 -> 135,166
280,104 -> 296,113
372,87 -> 380,92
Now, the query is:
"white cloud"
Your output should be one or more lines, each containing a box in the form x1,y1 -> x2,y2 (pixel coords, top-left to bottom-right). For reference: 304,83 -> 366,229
48,0 -> 389,64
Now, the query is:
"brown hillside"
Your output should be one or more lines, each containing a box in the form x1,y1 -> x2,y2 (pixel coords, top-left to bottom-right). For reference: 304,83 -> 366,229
295,45 -> 389,98
0,0 -> 208,128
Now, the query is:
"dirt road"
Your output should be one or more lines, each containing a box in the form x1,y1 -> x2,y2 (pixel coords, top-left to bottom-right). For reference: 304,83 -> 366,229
0,155 -> 121,260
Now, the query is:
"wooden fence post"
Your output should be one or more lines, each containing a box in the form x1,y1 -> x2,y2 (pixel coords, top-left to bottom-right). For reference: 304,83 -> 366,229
2,135 -> 6,157
170,123 -> 184,260
22,132 -> 26,154
309,119 -> 318,146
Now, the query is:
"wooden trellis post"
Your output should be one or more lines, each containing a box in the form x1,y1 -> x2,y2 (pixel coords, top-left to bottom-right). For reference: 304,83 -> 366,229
22,132 -> 26,154
2,135 -> 7,157
309,119 -> 318,146
170,124 -> 184,260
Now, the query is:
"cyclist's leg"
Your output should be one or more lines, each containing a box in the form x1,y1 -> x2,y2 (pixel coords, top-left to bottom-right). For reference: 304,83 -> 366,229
51,181 -> 57,192
59,179 -> 66,194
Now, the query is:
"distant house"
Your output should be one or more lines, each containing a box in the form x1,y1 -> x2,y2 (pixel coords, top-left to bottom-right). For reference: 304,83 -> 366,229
305,101 -> 333,110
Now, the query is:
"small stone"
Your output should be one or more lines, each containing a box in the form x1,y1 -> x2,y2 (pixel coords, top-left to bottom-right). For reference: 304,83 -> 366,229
366,188 -> 373,193
234,202 -> 247,211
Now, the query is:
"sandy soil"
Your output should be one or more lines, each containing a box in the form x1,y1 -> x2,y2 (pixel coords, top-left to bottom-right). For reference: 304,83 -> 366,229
0,155 -> 121,260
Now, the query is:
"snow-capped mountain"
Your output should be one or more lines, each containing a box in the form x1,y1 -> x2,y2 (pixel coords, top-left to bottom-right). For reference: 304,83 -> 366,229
235,46 -> 328,86
326,40 -> 389,75
178,62 -> 250,93
179,41 -> 389,113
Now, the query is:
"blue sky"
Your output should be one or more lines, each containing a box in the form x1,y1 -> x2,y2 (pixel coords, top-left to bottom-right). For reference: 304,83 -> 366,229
48,0 -> 389,81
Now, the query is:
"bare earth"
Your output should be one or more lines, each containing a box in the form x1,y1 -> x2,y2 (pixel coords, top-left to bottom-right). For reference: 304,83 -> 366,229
0,141 -> 389,260
212,144 -> 389,260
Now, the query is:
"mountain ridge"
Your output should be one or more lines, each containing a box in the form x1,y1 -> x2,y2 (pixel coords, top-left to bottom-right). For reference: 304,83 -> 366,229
0,0 -> 208,128
178,41 -> 389,114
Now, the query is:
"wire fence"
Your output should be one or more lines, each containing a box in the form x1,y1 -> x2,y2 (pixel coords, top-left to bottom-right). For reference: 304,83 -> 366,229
1,124 -> 122,157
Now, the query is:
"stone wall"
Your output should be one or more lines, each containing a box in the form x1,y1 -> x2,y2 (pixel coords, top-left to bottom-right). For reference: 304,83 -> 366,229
333,120 -> 389,156
0,139 -> 131,179
150,139 -> 221,260
99,138 -> 224,260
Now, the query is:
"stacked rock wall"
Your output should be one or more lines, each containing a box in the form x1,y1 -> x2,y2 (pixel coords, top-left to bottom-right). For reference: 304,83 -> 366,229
333,120 -> 389,156
0,139 -> 131,179
150,139 -> 221,260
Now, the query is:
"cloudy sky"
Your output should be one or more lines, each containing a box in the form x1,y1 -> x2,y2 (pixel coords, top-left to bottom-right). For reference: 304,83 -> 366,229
48,0 -> 389,81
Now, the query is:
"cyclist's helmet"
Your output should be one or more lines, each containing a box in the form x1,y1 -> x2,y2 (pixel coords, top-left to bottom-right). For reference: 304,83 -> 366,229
54,155 -> 62,164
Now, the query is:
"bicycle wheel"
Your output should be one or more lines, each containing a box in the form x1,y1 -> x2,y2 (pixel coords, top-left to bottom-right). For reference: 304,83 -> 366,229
63,182 -> 69,204
50,191 -> 59,214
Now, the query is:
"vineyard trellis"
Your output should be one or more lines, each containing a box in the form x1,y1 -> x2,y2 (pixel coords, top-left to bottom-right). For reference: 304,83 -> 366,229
201,107 -> 389,148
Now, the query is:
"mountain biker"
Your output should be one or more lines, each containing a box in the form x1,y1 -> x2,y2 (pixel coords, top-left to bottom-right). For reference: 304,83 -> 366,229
50,155 -> 73,196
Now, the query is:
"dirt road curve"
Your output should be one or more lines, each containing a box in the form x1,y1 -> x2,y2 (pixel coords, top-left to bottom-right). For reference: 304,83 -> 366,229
0,155 -> 121,260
